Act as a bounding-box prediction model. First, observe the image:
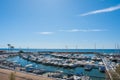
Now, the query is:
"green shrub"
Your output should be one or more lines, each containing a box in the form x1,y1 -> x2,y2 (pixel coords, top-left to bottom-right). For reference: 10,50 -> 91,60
9,72 -> 15,80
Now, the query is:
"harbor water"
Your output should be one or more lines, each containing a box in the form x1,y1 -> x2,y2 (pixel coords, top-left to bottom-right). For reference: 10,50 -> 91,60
7,56 -> 106,80
2,48 -> 119,80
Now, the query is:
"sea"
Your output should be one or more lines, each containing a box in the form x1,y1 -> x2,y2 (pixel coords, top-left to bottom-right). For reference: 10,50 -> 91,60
0,48 -> 120,54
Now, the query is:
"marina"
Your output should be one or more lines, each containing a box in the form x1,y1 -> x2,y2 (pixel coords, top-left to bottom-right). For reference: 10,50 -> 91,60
0,49 -> 120,80
1,0 -> 120,79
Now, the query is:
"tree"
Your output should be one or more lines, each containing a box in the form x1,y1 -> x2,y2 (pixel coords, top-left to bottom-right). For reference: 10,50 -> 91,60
7,44 -> 11,52
10,46 -> 14,52
7,44 -> 15,53
116,65 -> 120,75
7,44 -> 11,47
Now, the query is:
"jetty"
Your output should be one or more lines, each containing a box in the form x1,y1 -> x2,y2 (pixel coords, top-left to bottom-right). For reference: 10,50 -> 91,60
102,56 -> 120,80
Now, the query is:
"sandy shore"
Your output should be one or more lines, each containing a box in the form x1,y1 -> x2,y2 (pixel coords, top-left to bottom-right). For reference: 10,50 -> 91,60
0,68 -> 55,80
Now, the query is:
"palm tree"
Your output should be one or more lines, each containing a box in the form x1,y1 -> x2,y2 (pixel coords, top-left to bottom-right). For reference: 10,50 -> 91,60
7,44 -> 15,53
7,44 -> 11,52
10,46 -> 14,52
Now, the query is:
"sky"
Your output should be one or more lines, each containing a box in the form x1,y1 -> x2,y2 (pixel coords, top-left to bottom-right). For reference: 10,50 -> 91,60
0,0 -> 120,49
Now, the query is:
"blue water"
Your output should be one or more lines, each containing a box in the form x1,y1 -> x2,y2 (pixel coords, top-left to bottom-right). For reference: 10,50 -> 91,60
1,48 -> 120,54
7,56 -> 106,79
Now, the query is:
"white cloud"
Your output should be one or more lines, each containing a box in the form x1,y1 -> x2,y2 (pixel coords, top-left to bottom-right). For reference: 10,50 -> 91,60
37,32 -> 54,35
59,29 -> 107,32
80,4 -> 120,16
59,29 -> 79,32
36,29 -> 107,35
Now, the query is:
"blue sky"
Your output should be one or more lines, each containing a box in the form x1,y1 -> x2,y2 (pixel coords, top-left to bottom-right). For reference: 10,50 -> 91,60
0,0 -> 120,49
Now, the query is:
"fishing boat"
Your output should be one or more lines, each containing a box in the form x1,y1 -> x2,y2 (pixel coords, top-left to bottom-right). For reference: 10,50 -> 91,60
84,65 -> 92,71
26,66 -> 34,72
25,64 -> 34,72
33,69 -> 46,74
98,62 -> 104,65
25,64 -> 33,67
99,66 -> 106,72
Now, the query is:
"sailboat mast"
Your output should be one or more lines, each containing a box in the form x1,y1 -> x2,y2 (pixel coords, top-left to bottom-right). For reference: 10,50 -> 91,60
76,45 -> 78,53
102,45 -> 104,54
94,43 -> 96,53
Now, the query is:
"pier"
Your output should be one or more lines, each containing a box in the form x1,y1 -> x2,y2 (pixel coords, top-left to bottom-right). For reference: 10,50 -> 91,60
102,56 -> 120,80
